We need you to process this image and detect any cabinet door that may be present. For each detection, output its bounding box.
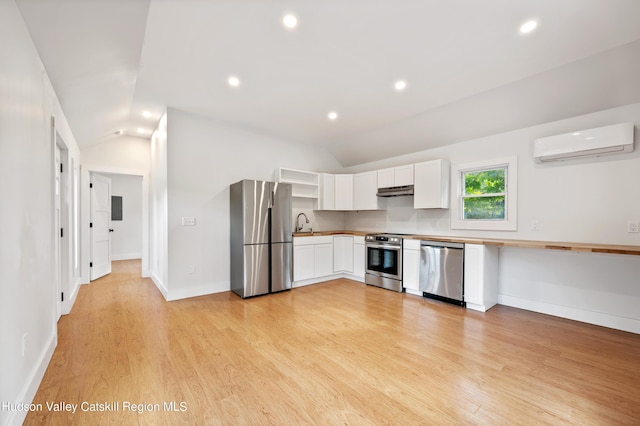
[319,173,335,210]
[463,244,499,312]
[353,171,379,210]
[293,245,315,281]
[394,165,414,186]
[334,236,354,273]
[314,243,334,278]
[343,238,354,273]
[334,175,354,210]
[402,249,421,291]
[353,243,365,279]
[377,168,395,188]
[414,159,450,209]
[333,236,345,272]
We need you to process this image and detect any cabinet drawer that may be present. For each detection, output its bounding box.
[294,235,333,246]
[403,239,421,250]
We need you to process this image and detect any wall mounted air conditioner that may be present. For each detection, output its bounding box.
[533,122,634,163]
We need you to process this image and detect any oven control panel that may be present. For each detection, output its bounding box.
[365,234,403,246]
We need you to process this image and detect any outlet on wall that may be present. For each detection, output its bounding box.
[628,221,639,233]
[531,220,540,231]
[182,217,196,226]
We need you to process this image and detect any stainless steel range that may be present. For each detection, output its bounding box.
[364,233,403,292]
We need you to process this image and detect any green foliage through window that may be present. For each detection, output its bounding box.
[462,168,506,220]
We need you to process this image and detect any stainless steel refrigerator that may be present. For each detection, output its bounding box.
[230,180,293,298]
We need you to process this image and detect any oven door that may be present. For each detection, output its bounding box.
[365,243,402,280]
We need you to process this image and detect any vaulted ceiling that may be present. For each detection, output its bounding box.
[16,0,640,166]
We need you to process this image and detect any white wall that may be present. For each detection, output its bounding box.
[150,113,169,295]
[292,198,345,233]
[0,1,81,424]
[80,136,151,281]
[499,247,640,333]
[342,102,640,332]
[343,102,640,245]
[155,108,343,300]
[105,173,143,260]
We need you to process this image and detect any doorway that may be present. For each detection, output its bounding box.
[82,166,150,284]
[54,127,77,318]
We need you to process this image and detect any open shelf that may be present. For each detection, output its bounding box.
[278,168,319,199]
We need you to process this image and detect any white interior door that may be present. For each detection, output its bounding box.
[91,173,112,280]
[55,145,62,320]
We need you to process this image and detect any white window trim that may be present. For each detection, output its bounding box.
[451,156,518,231]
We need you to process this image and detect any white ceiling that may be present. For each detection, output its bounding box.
[16,0,640,167]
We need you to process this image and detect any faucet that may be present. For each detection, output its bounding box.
[296,212,310,232]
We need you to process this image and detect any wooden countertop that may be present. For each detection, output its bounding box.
[293,230,370,237]
[293,231,640,256]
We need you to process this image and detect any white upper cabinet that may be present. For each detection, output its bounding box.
[334,174,354,210]
[353,171,381,210]
[377,168,395,188]
[414,159,450,209]
[318,173,335,210]
[377,165,414,188]
[394,164,414,186]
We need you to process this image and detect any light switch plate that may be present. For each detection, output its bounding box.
[182,217,196,226]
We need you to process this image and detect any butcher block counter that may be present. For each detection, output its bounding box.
[292,231,640,256]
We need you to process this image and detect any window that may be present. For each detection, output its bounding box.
[451,157,517,231]
[462,167,506,220]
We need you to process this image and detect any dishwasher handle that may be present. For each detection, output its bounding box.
[420,240,464,250]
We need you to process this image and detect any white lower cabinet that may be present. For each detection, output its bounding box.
[403,239,422,296]
[293,245,315,281]
[293,236,334,284]
[464,244,499,312]
[333,236,354,273]
[353,236,365,280]
[315,243,334,277]
[293,235,365,286]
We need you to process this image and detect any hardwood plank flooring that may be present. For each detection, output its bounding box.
[25,260,640,425]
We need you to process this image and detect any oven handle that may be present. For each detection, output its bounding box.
[365,244,401,250]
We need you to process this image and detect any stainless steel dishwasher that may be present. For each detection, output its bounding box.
[419,241,465,306]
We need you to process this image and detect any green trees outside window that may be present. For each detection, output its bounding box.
[462,168,506,220]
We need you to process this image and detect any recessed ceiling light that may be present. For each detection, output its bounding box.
[283,14,298,29]
[228,76,241,87]
[328,111,338,121]
[142,111,152,118]
[572,132,581,136]
[520,20,538,34]
[394,80,407,91]
[137,128,147,134]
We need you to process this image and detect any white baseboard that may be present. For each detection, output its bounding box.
[112,253,142,261]
[7,329,57,426]
[293,272,365,288]
[151,271,168,299]
[62,278,82,315]
[166,281,230,301]
[498,294,640,334]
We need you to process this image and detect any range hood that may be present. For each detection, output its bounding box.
[376,185,414,197]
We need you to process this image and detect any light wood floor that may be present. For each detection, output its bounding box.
[26,260,640,425]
